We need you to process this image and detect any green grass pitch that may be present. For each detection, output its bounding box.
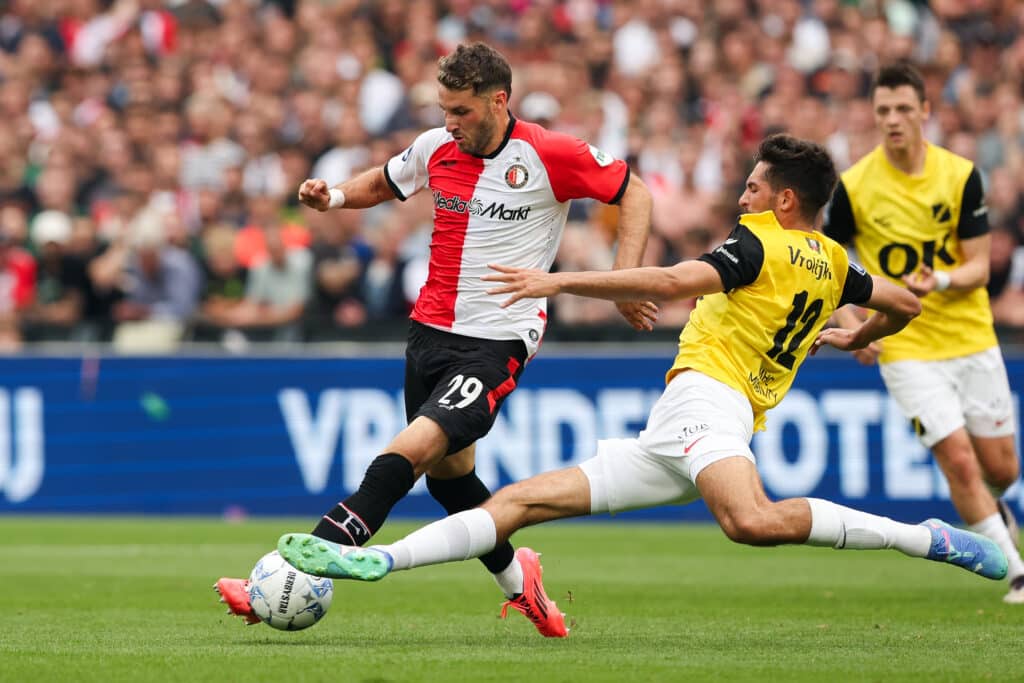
[1,516,1021,682]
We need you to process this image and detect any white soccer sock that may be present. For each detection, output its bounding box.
[805,498,931,556]
[371,508,497,571]
[492,557,524,598]
[970,512,1024,579]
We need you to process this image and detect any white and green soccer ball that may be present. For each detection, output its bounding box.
[247,551,333,631]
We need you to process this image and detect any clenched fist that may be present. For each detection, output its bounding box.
[298,178,331,211]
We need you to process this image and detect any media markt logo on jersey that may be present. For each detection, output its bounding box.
[432,190,531,221]
[504,163,529,189]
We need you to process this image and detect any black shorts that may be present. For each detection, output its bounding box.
[404,321,529,455]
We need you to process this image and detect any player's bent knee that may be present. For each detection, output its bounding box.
[717,509,770,546]
[933,440,982,486]
[489,482,519,502]
[487,482,532,513]
[482,484,535,529]
[386,417,451,469]
[941,450,983,487]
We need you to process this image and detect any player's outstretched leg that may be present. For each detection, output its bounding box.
[498,547,569,638]
[214,577,261,625]
[278,533,393,581]
[922,519,1008,580]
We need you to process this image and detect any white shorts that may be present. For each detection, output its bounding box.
[579,371,755,515]
[879,346,1015,448]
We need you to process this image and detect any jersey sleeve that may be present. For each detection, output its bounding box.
[533,131,630,204]
[697,224,765,291]
[383,128,448,201]
[823,180,856,245]
[838,261,873,306]
[957,167,990,239]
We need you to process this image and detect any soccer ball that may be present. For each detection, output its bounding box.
[246,550,333,631]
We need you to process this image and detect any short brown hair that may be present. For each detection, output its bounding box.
[755,134,838,222]
[872,61,926,103]
[437,43,512,97]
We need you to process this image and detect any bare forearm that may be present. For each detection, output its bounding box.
[612,177,651,271]
[947,259,989,290]
[832,304,865,329]
[557,266,694,302]
[851,310,912,346]
[947,234,991,291]
[335,167,395,209]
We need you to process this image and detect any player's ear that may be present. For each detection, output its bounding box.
[491,89,508,110]
[920,98,931,121]
[779,187,797,214]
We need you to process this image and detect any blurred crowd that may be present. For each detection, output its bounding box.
[1,0,1023,351]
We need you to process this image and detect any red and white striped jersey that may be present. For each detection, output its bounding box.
[384,116,629,356]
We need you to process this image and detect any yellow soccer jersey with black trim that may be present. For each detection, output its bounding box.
[667,211,874,431]
[825,143,995,363]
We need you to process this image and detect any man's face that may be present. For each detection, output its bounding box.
[738,161,777,214]
[872,85,929,154]
[438,84,502,155]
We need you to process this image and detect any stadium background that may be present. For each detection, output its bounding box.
[0,0,1022,521]
[0,354,1020,521]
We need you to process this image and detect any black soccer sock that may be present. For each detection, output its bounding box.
[426,470,516,574]
[312,453,416,546]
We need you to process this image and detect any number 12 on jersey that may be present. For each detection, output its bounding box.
[767,291,824,370]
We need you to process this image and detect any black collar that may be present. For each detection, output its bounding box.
[473,113,516,159]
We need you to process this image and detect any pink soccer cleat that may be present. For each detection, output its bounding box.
[499,548,569,638]
[214,577,261,625]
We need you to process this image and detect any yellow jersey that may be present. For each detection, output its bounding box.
[668,211,873,431]
[825,143,995,363]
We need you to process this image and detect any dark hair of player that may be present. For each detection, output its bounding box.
[437,43,513,98]
[871,61,926,103]
[755,134,839,223]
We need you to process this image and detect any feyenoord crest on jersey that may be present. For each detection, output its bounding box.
[505,163,529,189]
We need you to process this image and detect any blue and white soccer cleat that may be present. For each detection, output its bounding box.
[277,533,393,581]
[922,518,1008,580]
